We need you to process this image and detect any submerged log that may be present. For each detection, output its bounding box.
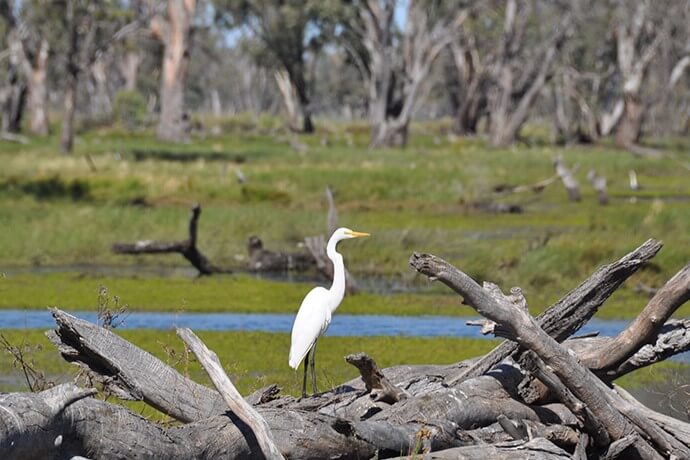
[112,203,230,275]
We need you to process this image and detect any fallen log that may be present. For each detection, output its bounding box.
[247,235,314,272]
[410,250,690,459]
[112,203,230,275]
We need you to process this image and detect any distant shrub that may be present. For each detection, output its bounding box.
[114,90,147,131]
[0,176,91,201]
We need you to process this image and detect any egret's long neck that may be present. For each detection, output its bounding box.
[326,237,346,311]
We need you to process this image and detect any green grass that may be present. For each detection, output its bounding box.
[0,328,498,397]
[0,121,688,319]
[1,271,688,320]
[0,328,682,400]
[0,119,688,411]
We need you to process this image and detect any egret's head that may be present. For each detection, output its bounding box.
[334,227,370,241]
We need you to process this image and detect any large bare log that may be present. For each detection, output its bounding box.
[448,238,662,384]
[409,252,665,458]
[0,383,259,460]
[112,203,230,275]
[47,308,224,422]
[177,327,284,460]
[388,437,571,460]
[44,308,431,458]
[579,263,690,373]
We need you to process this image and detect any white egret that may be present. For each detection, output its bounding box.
[288,227,369,397]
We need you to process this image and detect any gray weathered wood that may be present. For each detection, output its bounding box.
[409,251,660,458]
[177,327,284,460]
[388,437,571,460]
[447,238,662,384]
[579,262,690,372]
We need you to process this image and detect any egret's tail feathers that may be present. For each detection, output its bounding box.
[288,344,310,370]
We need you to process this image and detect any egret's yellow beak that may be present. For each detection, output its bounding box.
[348,230,370,238]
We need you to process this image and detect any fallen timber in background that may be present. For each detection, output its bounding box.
[2,240,690,459]
[112,203,231,275]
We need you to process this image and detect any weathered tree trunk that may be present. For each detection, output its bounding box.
[612,3,665,149]
[450,40,484,135]
[154,0,195,142]
[26,39,50,136]
[60,72,78,154]
[615,93,644,147]
[9,32,50,136]
[363,0,465,148]
[119,49,143,91]
[60,0,80,154]
[91,56,113,117]
[487,1,571,147]
[0,66,26,134]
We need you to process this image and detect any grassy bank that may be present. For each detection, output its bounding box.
[1,271,687,320]
[1,123,688,320]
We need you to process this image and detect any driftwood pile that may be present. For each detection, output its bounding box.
[2,239,690,459]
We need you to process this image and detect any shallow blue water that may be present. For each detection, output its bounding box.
[0,309,687,362]
[0,308,659,337]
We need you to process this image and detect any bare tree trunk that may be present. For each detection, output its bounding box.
[26,39,50,135]
[450,40,484,135]
[155,0,195,142]
[615,93,644,147]
[364,0,465,148]
[119,50,142,91]
[487,1,571,147]
[612,3,665,149]
[0,66,26,134]
[91,56,113,117]
[60,72,78,154]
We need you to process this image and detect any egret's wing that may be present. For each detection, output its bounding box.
[288,287,331,369]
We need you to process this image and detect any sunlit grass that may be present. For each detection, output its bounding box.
[0,328,682,404]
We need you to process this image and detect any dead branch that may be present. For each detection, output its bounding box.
[177,328,284,460]
[247,236,314,272]
[112,203,230,275]
[345,352,409,403]
[579,263,690,373]
[409,251,666,458]
[447,238,662,384]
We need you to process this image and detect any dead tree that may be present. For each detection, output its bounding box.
[151,0,195,142]
[358,0,467,147]
[486,1,572,147]
[112,203,230,275]
[2,240,690,459]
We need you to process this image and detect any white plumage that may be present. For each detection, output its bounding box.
[288,287,331,369]
[288,227,369,397]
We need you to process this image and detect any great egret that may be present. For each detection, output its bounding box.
[288,227,369,397]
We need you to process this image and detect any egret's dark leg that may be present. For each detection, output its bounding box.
[302,351,309,399]
[310,341,318,395]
